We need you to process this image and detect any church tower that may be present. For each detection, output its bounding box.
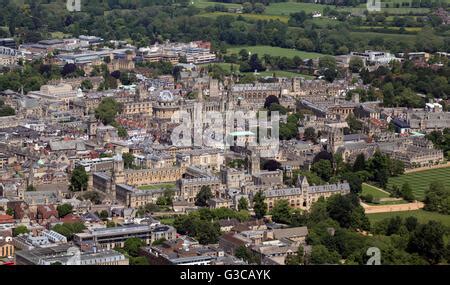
[328,127,344,153]
[247,151,260,176]
[110,154,125,201]
[137,84,148,101]
[292,77,301,94]
[87,115,98,140]
[209,79,220,97]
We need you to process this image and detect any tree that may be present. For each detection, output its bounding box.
[95,97,121,125]
[13,225,29,237]
[248,54,265,72]
[319,56,337,70]
[130,256,149,265]
[69,165,89,192]
[264,95,280,109]
[310,245,340,265]
[349,56,364,73]
[117,125,128,138]
[6,208,14,216]
[311,160,333,182]
[353,154,366,172]
[61,63,77,77]
[401,182,415,202]
[124,238,145,257]
[271,200,292,224]
[26,185,37,192]
[99,210,109,220]
[326,194,370,230]
[238,197,249,211]
[52,222,86,240]
[195,186,213,207]
[253,191,267,219]
[303,127,317,142]
[285,245,304,265]
[196,222,220,245]
[367,151,389,188]
[262,159,281,171]
[80,80,93,91]
[424,181,450,214]
[389,159,405,177]
[235,245,259,264]
[408,221,446,264]
[57,204,73,218]
[122,153,134,169]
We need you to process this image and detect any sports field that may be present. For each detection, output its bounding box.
[227,45,325,59]
[367,210,450,227]
[387,167,450,201]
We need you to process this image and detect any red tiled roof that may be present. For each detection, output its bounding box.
[0,215,14,224]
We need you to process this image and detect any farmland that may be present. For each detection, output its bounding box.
[386,167,450,201]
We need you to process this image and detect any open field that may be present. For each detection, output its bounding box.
[367,210,450,227]
[252,70,315,79]
[263,2,334,15]
[137,183,176,191]
[202,62,315,79]
[227,45,325,59]
[192,0,241,9]
[387,167,450,201]
[355,26,423,32]
[362,183,391,199]
[199,11,289,23]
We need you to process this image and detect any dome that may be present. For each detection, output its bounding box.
[158,90,175,102]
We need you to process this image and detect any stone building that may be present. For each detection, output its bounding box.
[259,176,350,211]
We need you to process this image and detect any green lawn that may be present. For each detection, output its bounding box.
[263,2,334,15]
[202,62,315,79]
[199,11,289,23]
[252,70,315,79]
[355,26,422,33]
[387,167,450,201]
[138,183,176,191]
[367,210,450,227]
[191,0,242,9]
[362,183,391,199]
[159,218,175,226]
[227,45,325,59]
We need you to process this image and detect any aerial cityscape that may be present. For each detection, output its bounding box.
[0,0,449,268]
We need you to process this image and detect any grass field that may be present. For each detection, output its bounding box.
[138,183,176,191]
[263,2,334,15]
[227,45,325,59]
[355,26,422,32]
[252,70,315,79]
[362,183,391,199]
[192,0,241,9]
[367,210,450,227]
[387,167,450,201]
[199,11,289,23]
[202,62,315,79]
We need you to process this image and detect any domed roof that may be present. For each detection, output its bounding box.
[158,90,175,102]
